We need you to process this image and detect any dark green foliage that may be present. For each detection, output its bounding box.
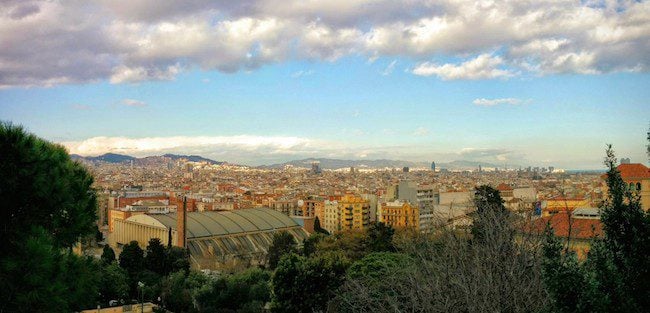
[266,231,297,269]
[0,124,100,312]
[98,263,129,305]
[347,252,412,280]
[160,270,208,313]
[145,238,167,275]
[302,232,325,257]
[0,228,101,312]
[120,240,144,296]
[166,246,190,274]
[0,122,98,252]
[102,245,116,264]
[472,185,511,243]
[60,253,101,311]
[271,252,350,313]
[120,241,144,275]
[596,145,650,311]
[313,216,329,235]
[365,222,395,252]
[542,226,597,313]
[542,145,650,312]
[194,268,271,312]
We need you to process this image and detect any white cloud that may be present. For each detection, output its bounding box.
[121,99,147,107]
[412,127,430,136]
[62,135,311,156]
[291,70,314,78]
[473,98,529,106]
[1,0,650,87]
[412,54,516,80]
[381,60,397,76]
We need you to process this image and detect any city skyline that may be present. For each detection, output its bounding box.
[1,1,649,169]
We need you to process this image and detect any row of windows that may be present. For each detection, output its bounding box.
[628,182,642,191]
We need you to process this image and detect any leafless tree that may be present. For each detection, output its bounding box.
[330,205,549,313]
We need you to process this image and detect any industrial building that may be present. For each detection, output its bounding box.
[112,208,309,270]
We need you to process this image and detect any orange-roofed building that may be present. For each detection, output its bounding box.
[605,163,650,211]
[525,212,603,258]
[496,183,514,198]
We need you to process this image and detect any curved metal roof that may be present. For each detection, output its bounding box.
[126,207,302,239]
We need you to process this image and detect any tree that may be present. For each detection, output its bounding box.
[166,246,190,274]
[120,241,144,296]
[302,233,325,257]
[0,123,99,312]
[346,252,412,281]
[145,238,167,275]
[160,270,208,313]
[101,245,116,264]
[0,122,97,251]
[365,222,395,252]
[98,263,129,306]
[271,252,350,313]
[266,231,297,269]
[313,217,329,235]
[472,185,511,244]
[542,145,650,312]
[595,145,650,310]
[194,268,271,312]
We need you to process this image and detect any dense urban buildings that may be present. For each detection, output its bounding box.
[80,154,620,267]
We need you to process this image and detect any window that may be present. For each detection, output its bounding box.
[637,182,642,191]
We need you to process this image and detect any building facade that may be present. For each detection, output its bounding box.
[379,200,419,230]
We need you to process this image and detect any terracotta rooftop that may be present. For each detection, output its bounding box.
[525,213,603,239]
[497,183,513,191]
[617,163,650,179]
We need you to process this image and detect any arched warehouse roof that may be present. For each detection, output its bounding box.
[125,207,301,239]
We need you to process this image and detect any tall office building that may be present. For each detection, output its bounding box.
[311,161,322,175]
[431,161,436,172]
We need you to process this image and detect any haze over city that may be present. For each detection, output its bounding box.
[1,0,649,169]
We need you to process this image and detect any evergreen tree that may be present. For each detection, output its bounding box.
[144,238,167,275]
[98,263,129,305]
[101,245,116,264]
[471,185,511,243]
[302,233,325,257]
[266,231,297,269]
[119,241,144,296]
[0,122,97,251]
[595,145,650,311]
[271,252,349,313]
[313,216,329,235]
[166,246,190,274]
[365,222,395,252]
[0,123,99,312]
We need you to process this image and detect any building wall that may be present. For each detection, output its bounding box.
[338,194,370,231]
[322,200,340,233]
[379,201,419,230]
[542,198,590,216]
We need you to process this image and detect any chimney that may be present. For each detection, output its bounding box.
[176,196,187,247]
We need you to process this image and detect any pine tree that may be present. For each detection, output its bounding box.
[101,245,116,264]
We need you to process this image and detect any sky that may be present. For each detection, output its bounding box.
[0,0,649,169]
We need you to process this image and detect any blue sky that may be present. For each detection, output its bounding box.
[1,1,649,168]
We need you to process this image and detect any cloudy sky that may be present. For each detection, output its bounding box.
[1,0,649,168]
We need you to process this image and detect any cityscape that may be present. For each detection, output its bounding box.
[1,1,650,313]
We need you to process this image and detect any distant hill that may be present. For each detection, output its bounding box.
[161,154,225,165]
[70,153,226,165]
[71,153,136,163]
[261,158,510,170]
[262,158,430,170]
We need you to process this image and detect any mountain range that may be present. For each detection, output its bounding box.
[70,153,226,165]
[70,153,511,170]
[261,158,506,170]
